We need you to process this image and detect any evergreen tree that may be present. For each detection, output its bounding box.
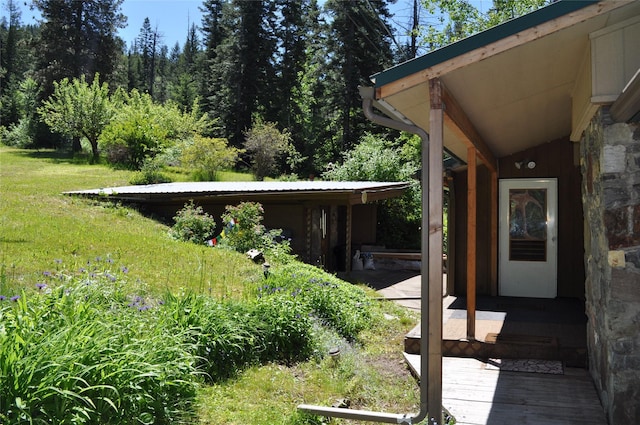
[1,0,23,125]
[1,2,41,128]
[272,0,310,169]
[323,0,396,161]
[297,0,333,174]
[199,0,226,114]
[203,0,277,148]
[33,0,126,95]
[136,17,162,97]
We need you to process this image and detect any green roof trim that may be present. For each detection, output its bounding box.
[372,0,599,87]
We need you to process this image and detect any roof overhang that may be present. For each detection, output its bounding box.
[64,181,412,206]
[370,0,640,162]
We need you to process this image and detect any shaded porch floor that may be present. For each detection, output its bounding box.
[342,269,588,366]
[341,270,605,425]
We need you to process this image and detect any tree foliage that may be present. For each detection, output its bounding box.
[323,133,422,249]
[243,118,296,181]
[5,0,552,180]
[419,0,551,48]
[180,135,242,181]
[33,0,126,94]
[99,90,211,169]
[38,74,113,160]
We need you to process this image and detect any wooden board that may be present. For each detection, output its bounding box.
[404,355,606,425]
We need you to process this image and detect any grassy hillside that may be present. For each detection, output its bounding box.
[0,147,258,297]
[0,147,425,424]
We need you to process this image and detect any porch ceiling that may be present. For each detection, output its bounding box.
[373,1,640,162]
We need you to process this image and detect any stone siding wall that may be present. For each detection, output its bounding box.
[581,107,640,424]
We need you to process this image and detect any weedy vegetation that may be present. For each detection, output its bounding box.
[0,147,438,424]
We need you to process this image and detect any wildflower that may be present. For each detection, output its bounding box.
[0,295,6,301]
[10,295,20,302]
[54,259,62,264]
[121,266,129,273]
[79,267,87,273]
[106,258,114,264]
[36,283,47,291]
[43,271,51,277]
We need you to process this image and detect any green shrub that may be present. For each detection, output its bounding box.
[322,132,422,249]
[161,292,259,382]
[258,262,373,340]
[129,157,173,185]
[100,91,212,170]
[253,295,315,364]
[220,202,291,259]
[169,201,217,244]
[179,134,242,181]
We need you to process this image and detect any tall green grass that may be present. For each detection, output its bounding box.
[0,147,430,424]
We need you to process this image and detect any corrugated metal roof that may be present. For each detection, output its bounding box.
[65,181,411,196]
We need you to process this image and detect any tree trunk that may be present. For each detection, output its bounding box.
[72,136,82,153]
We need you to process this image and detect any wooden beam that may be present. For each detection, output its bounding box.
[466,147,477,341]
[441,84,497,172]
[346,204,352,273]
[428,78,445,425]
[378,1,629,99]
[490,169,498,296]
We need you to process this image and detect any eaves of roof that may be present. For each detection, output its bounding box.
[371,0,598,88]
[63,181,413,205]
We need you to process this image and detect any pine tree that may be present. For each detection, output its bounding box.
[203,0,277,147]
[323,0,396,160]
[1,0,25,125]
[136,17,162,97]
[33,0,126,95]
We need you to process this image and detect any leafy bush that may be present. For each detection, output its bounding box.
[259,262,373,340]
[179,134,242,181]
[220,202,291,259]
[243,117,297,180]
[323,132,422,249]
[100,91,212,170]
[169,201,217,244]
[129,157,173,185]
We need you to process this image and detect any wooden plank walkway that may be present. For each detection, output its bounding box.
[405,355,606,425]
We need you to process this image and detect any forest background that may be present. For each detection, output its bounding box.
[1,0,549,248]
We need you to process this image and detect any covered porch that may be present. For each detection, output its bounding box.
[343,269,601,425]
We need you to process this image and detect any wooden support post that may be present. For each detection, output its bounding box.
[428,78,444,424]
[490,169,498,296]
[346,204,352,274]
[467,147,477,340]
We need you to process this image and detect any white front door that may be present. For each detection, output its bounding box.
[499,179,557,298]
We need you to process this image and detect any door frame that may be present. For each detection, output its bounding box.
[498,178,558,298]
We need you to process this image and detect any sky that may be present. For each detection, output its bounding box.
[13,0,492,51]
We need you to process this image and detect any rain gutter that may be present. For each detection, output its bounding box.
[297,86,442,424]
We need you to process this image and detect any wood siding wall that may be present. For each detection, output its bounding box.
[453,137,585,298]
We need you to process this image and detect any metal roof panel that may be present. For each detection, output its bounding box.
[64,181,412,196]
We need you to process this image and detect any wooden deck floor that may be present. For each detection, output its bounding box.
[405,355,606,425]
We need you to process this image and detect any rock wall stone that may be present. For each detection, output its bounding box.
[581,107,640,424]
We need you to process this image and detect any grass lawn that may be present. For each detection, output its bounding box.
[0,146,424,424]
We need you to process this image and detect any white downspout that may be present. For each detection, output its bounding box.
[297,86,442,425]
